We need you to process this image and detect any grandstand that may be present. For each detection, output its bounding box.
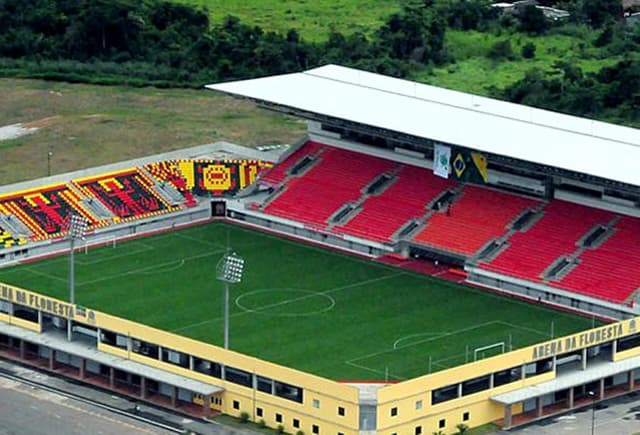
[209,64,640,320]
[1,65,640,434]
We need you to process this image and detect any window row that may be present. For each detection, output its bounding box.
[100,329,304,403]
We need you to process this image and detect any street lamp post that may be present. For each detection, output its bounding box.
[47,151,53,176]
[588,390,596,435]
[216,252,245,350]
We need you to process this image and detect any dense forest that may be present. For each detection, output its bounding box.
[1,0,639,125]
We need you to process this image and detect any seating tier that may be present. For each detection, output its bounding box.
[75,169,179,222]
[335,165,453,242]
[0,185,100,240]
[413,185,538,255]
[263,146,396,227]
[260,141,325,186]
[550,217,640,303]
[481,201,614,281]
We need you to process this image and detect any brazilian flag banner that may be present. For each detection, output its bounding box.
[451,149,488,184]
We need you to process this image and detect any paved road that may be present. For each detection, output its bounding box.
[0,359,256,435]
[0,375,173,435]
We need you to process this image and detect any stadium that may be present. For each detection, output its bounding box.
[0,64,640,435]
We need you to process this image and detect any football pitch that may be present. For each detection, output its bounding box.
[0,222,598,380]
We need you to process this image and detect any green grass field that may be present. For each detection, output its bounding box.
[0,222,597,380]
[175,0,400,41]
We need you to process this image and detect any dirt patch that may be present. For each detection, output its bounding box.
[22,115,61,129]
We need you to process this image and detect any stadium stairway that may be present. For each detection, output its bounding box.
[548,215,640,304]
[412,185,540,256]
[262,145,397,229]
[480,200,615,283]
[334,165,454,243]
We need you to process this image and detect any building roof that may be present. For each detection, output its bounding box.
[207,64,640,187]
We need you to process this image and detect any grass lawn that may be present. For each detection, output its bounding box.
[423,28,621,95]
[0,222,598,380]
[174,0,400,41]
[0,79,305,185]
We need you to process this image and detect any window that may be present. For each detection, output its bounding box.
[338,406,345,416]
[494,366,522,387]
[463,411,469,422]
[256,407,263,417]
[462,375,490,396]
[312,424,319,434]
[432,384,458,404]
[225,366,252,387]
[415,426,422,435]
[257,376,272,393]
[193,357,222,378]
[390,407,398,417]
[232,400,239,410]
[274,381,303,403]
[313,399,320,408]
[415,400,423,410]
[275,413,283,423]
[439,419,446,429]
[293,418,300,428]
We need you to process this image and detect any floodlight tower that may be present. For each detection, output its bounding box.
[68,214,87,305]
[216,252,245,350]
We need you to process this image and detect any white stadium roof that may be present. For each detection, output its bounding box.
[207,64,640,187]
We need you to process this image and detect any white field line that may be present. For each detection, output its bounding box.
[174,232,227,250]
[348,320,502,365]
[77,249,227,287]
[23,267,68,284]
[344,360,404,381]
[172,272,407,333]
[496,320,553,339]
[76,242,154,266]
[393,332,447,350]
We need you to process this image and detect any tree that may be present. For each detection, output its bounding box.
[582,0,622,27]
[521,42,536,58]
[518,5,549,34]
[488,39,514,60]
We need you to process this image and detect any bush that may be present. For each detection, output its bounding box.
[277,425,285,434]
[521,42,536,59]
[296,431,305,435]
[258,419,267,428]
[488,39,514,60]
[456,423,469,434]
[239,411,250,423]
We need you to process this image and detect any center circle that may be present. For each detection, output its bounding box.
[235,288,335,317]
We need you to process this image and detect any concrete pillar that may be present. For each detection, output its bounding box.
[79,358,86,379]
[612,339,617,360]
[504,404,513,429]
[48,349,55,370]
[628,370,635,390]
[221,364,226,380]
[599,378,605,400]
[140,377,147,398]
[189,355,194,371]
[521,364,526,379]
[109,367,115,389]
[536,397,543,417]
[19,340,25,359]
[171,386,178,407]
[37,310,42,327]
[568,387,574,408]
[582,348,588,370]
[457,383,463,399]
[489,373,494,389]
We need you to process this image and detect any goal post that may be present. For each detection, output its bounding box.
[83,236,117,254]
[473,342,505,361]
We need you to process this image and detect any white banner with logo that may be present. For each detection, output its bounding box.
[433,144,451,179]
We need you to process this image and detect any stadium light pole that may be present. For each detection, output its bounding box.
[216,252,244,350]
[68,214,87,305]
